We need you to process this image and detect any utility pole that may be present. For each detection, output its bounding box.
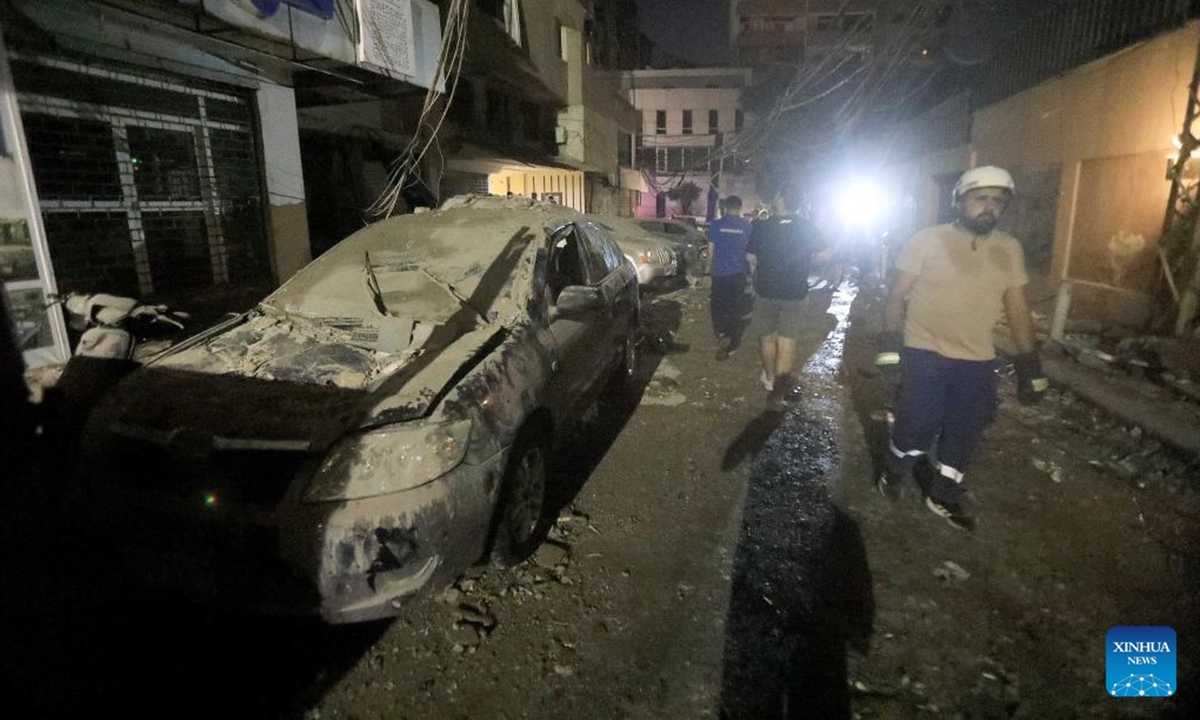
[1159,35,1200,336]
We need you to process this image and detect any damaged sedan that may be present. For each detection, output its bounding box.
[78,196,639,623]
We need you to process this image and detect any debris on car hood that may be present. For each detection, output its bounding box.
[94,198,581,444]
[155,312,414,389]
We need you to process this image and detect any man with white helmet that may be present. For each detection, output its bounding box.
[874,166,1048,530]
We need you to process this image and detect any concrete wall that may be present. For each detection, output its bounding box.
[971,22,1199,326]
[888,23,1200,327]
[556,19,638,178]
[257,84,312,285]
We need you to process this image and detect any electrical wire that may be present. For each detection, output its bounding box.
[367,0,472,218]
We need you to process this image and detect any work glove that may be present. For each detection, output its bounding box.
[1013,352,1050,405]
[874,331,903,377]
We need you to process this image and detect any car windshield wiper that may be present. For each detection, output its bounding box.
[363,251,388,316]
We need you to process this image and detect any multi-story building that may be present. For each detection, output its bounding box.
[2,0,646,369]
[1,0,442,368]
[731,1,946,72]
[622,67,759,219]
[731,0,807,71]
[440,0,644,215]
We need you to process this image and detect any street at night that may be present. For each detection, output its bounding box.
[4,1,1200,718]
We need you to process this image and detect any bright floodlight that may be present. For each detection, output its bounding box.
[836,181,882,228]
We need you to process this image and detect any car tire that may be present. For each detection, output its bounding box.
[608,320,638,391]
[490,425,551,567]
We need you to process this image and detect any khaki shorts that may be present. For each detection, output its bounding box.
[751,295,806,339]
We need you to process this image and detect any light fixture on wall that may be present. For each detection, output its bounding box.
[1166,134,1200,180]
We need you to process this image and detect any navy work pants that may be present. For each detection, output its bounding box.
[711,272,746,340]
[886,347,997,504]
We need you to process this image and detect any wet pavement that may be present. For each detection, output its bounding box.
[720,283,874,718]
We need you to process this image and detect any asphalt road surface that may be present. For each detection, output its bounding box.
[5,281,1198,718]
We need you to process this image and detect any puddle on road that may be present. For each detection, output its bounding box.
[719,282,871,719]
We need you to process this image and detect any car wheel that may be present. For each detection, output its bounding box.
[610,321,638,388]
[491,426,550,566]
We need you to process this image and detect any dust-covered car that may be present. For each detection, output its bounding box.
[77,196,639,623]
[635,218,711,277]
[588,214,679,286]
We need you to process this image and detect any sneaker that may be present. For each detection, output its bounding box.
[716,335,733,361]
[924,496,976,531]
[760,370,774,392]
[875,470,905,502]
[774,374,799,401]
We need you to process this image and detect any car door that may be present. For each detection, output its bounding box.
[580,221,636,367]
[543,224,611,421]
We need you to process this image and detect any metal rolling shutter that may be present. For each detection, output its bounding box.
[10,53,270,299]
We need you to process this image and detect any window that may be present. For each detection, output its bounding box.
[450,79,476,124]
[844,11,874,31]
[816,11,875,32]
[547,228,587,302]
[582,222,624,275]
[486,90,506,129]
[655,147,668,172]
[480,0,523,46]
[735,109,744,132]
[708,109,719,134]
[682,110,692,135]
[618,130,632,167]
[655,110,666,135]
[521,101,541,141]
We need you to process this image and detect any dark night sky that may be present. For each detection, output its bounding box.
[636,0,732,67]
[634,0,1059,69]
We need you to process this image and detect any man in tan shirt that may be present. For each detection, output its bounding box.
[874,166,1048,530]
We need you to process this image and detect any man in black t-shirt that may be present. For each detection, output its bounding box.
[747,183,831,409]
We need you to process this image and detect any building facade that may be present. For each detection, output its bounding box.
[731,1,946,71]
[1,0,442,368]
[440,0,643,215]
[622,67,758,219]
[880,11,1200,330]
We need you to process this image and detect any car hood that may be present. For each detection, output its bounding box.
[95,313,507,451]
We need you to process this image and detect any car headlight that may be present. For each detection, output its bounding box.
[303,419,472,502]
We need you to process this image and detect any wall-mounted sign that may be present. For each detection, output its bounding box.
[249,0,335,20]
[357,0,416,77]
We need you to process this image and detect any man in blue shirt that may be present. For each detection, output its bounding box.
[706,195,753,360]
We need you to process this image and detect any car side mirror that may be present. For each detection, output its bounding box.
[553,285,603,319]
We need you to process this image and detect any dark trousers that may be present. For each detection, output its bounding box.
[886,347,997,503]
[711,272,746,340]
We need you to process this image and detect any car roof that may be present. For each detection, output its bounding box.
[588,214,675,246]
[266,196,581,323]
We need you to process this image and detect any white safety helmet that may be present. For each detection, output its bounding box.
[952,166,1015,204]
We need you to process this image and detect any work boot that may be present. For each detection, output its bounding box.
[715,334,733,361]
[875,468,907,502]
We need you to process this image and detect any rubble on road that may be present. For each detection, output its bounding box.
[932,561,971,582]
[641,358,687,406]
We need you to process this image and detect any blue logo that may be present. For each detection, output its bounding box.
[1107,626,1176,697]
